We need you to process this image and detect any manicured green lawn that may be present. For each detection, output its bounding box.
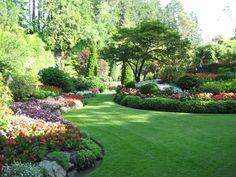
[63,93,236,177]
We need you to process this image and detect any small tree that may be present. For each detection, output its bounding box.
[121,62,134,84]
[110,62,119,81]
[87,43,98,77]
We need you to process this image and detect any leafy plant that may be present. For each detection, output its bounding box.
[76,149,96,170]
[1,163,44,177]
[33,89,60,99]
[125,81,136,89]
[159,66,185,83]
[80,139,103,159]
[9,72,39,101]
[194,79,236,94]
[177,75,201,90]
[0,74,12,106]
[47,151,70,170]
[115,94,236,113]
[215,72,236,81]
[0,112,12,131]
[139,83,159,95]
[39,67,73,92]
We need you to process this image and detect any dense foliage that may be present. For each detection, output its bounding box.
[9,73,39,101]
[114,94,236,113]
[104,21,190,82]
[139,83,159,95]
[177,75,201,90]
[39,67,73,92]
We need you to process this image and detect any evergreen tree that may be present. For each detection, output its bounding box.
[121,62,134,84]
[87,43,98,77]
[110,62,119,81]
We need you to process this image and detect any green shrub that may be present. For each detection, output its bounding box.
[33,89,60,99]
[177,75,201,90]
[74,77,105,92]
[159,66,185,83]
[121,62,134,84]
[125,81,136,89]
[0,112,12,130]
[9,73,39,101]
[217,67,231,74]
[80,130,90,139]
[1,163,44,177]
[0,74,12,106]
[39,67,73,92]
[87,77,106,93]
[76,149,96,170]
[114,94,236,113]
[216,72,236,80]
[139,83,159,95]
[80,139,103,159]
[73,77,90,91]
[194,79,236,94]
[47,151,70,170]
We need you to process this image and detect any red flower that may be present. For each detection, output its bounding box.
[59,136,65,141]
[6,138,16,146]
[40,138,46,145]
[26,138,32,143]
[0,164,5,172]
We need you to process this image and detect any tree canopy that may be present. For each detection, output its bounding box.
[103,21,191,82]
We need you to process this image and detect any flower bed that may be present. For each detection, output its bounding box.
[114,94,236,113]
[0,115,103,174]
[0,93,103,175]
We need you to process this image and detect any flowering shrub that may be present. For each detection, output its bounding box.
[10,100,67,123]
[211,92,236,100]
[0,115,81,166]
[190,73,217,78]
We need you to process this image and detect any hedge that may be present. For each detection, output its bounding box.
[114,94,236,113]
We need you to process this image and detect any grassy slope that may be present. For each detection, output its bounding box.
[63,93,236,177]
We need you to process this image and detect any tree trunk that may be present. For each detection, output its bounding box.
[38,0,42,32]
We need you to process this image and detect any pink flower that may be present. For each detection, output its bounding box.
[6,138,16,146]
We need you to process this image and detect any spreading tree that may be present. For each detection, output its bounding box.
[104,21,190,82]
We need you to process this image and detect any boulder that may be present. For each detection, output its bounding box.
[39,160,66,177]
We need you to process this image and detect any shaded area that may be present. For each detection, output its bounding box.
[63,93,236,177]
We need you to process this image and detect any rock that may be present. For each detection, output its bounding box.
[39,160,66,177]
[70,151,77,165]
[67,170,78,177]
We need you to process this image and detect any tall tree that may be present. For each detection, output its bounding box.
[161,0,202,45]
[42,0,82,69]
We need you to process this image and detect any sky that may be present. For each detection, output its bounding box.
[161,0,236,42]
